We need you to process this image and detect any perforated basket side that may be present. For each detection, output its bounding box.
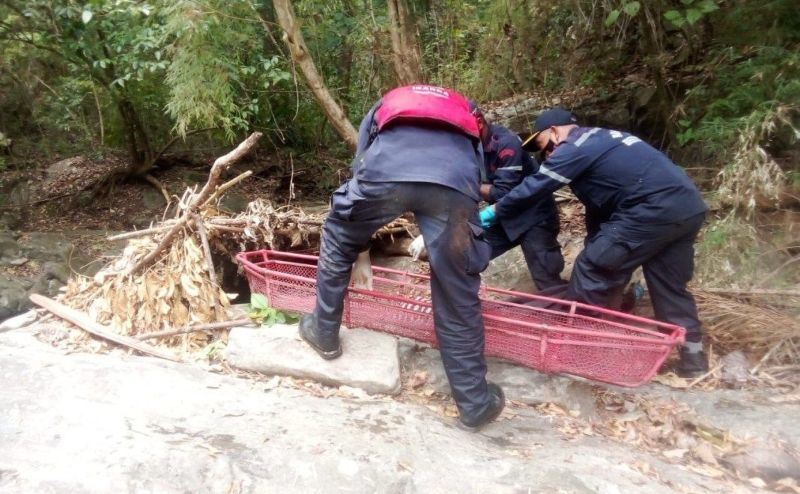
[236,250,684,387]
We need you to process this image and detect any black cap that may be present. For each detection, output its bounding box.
[521,108,577,150]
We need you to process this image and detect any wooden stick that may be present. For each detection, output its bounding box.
[207,225,244,233]
[29,294,180,362]
[194,213,217,308]
[201,170,253,209]
[107,224,172,241]
[701,287,800,297]
[134,318,254,341]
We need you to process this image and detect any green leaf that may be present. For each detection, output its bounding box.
[697,0,719,14]
[680,0,694,5]
[604,9,620,27]
[81,10,93,24]
[664,10,686,27]
[250,293,269,310]
[623,2,640,17]
[685,8,703,24]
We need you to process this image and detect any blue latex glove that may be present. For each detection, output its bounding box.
[478,205,496,228]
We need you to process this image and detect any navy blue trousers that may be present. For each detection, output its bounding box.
[314,180,493,420]
[484,223,565,291]
[567,212,706,342]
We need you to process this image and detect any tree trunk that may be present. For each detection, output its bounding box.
[116,98,154,174]
[387,0,423,85]
[273,0,358,150]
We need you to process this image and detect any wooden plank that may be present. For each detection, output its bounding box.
[29,294,180,362]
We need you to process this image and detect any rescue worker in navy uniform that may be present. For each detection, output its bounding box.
[472,104,565,291]
[299,85,505,431]
[479,108,709,378]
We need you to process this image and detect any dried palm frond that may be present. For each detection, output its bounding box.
[695,288,800,379]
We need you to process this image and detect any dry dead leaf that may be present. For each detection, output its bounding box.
[407,371,428,389]
[663,448,688,459]
[692,442,720,466]
[687,464,725,478]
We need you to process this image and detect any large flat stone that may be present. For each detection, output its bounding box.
[409,347,599,418]
[0,328,745,494]
[226,324,401,395]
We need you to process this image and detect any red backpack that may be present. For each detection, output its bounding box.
[374,85,479,139]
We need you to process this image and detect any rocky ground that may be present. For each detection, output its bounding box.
[2,316,799,494]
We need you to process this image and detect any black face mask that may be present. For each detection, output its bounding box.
[538,139,557,162]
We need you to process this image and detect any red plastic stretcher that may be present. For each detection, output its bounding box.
[236,250,685,387]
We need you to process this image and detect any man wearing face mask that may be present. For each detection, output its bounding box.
[478,108,709,378]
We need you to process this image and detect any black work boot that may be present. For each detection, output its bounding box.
[458,383,505,432]
[678,348,708,378]
[298,314,342,360]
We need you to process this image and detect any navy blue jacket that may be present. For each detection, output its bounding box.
[495,127,707,231]
[483,125,559,240]
[351,102,483,201]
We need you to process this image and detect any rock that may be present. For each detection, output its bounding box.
[722,441,800,482]
[45,156,86,178]
[226,324,401,395]
[0,327,741,494]
[721,351,751,387]
[0,180,29,230]
[483,247,537,294]
[0,276,29,320]
[0,310,37,332]
[408,347,599,418]
[219,191,250,214]
[139,186,167,211]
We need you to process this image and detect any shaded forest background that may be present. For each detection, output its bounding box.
[0,0,798,288]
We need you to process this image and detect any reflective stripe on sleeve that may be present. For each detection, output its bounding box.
[539,164,571,184]
[574,127,600,147]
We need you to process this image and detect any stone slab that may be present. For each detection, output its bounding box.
[226,324,401,395]
[0,327,751,494]
[408,347,599,418]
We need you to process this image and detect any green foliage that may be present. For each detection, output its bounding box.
[248,293,299,327]
[678,46,800,151]
[664,0,718,28]
[161,0,292,139]
[201,339,227,361]
[605,1,640,27]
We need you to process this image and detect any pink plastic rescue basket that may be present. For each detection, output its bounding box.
[236,250,685,387]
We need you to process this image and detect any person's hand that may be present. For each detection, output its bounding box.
[478,205,496,229]
[351,250,373,290]
[408,235,426,261]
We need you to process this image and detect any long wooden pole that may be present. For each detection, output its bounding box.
[29,294,180,362]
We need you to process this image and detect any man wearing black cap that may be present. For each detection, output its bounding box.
[473,104,565,291]
[479,108,709,378]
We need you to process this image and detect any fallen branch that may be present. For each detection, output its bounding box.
[124,132,262,277]
[201,170,253,209]
[107,224,172,241]
[134,318,254,341]
[29,294,180,362]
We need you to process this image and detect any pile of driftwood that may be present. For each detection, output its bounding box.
[29,133,413,360]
